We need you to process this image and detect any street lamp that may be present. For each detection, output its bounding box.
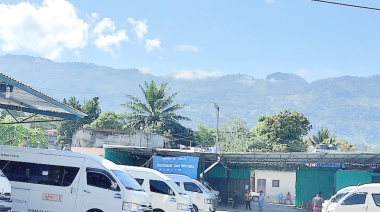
[214,103,219,153]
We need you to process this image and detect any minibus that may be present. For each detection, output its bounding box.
[119,165,193,212]
[327,183,380,212]
[0,169,11,211]
[322,185,357,212]
[0,145,152,212]
[166,174,217,212]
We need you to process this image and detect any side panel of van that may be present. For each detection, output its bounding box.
[0,150,37,211]
[81,158,124,212]
[130,170,178,211]
[27,154,84,212]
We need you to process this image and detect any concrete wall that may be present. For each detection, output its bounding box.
[72,128,171,148]
[254,170,296,204]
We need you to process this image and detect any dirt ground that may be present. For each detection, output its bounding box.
[216,202,309,212]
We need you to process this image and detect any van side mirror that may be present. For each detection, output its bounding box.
[168,189,175,196]
[111,181,118,191]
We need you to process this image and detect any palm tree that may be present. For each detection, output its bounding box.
[311,127,330,146]
[121,81,190,136]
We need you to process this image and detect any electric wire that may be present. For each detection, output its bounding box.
[311,0,380,11]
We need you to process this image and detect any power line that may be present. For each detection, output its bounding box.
[311,0,380,11]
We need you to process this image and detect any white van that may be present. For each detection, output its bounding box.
[0,145,152,212]
[327,183,380,212]
[0,169,11,212]
[166,174,217,212]
[118,165,193,212]
[202,181,221,203]
[322,186,357,212]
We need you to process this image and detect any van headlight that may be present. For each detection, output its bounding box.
[204,198,213,204]
[177,203,191,211]
[123,202,141,212]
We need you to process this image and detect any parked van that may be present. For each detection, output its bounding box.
[327,183,380,212]
[0,145,152,212]
[167,174,217,212]
[322,185,357,212]
[202,181,221,203]
[119,165,193,212]
[0,169,11,212]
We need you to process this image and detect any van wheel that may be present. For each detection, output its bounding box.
[192,204,198,212]
[153,209,164,212]
[87,210,103,212]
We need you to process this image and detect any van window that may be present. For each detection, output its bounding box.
[372,194,380,206]
[175,182,180,186]
[184,182,203,193]
[112,170,143,191]
[87,170,118,191]
[135,178,144,185]
[344,193,366,205]
[34,164,79,186]
[150,180,174,195]
[0,160,79,186]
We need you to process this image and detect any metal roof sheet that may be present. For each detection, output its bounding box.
[0,72,86,120]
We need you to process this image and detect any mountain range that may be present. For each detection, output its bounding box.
[1,54,380,150]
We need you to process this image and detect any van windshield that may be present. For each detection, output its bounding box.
[331,193,348,203]
[112,170,144,191]
[166,180,185,195]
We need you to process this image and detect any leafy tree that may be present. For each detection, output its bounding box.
[0,115,48,148]
[194,124,215,147]
[57,96,100,147]
[310,127,331,146]
[336,140,357,151]
[252,110,311,152]
[121,81,191,145]
[85,111,123,130]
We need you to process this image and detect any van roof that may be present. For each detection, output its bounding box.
[349,183,380,193]
[118,165,172,181]
[0,145,123,171]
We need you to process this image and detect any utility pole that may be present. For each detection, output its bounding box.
[214,103,219,152]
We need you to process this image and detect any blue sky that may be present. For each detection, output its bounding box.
[0,0,380,82]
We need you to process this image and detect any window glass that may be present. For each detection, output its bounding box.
[272,180,280,187]
[135,178,144,185]
[87,171,115,190]
[332,193,348,203]
[372,194,380,206]
[344,193,366,205]
[0,160,34,183]
[0,160,79,186]
[112,170,142,191]
[175,182,180,186]
[150,180,173,195]
[184,182,203,193]
[34,164,79,186]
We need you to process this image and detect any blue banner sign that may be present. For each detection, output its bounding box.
[152,156,199,179]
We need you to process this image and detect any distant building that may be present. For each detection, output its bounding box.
[72,128,173,148]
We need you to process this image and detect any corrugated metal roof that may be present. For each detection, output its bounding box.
[0,72,86,120]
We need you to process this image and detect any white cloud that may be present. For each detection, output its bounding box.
[128,18,148,40]
[146,38,161,52]
[139,67,150,74]
[240,76,255,86]
[0,0,88,60]
[168,70,221,80]
[175,45,199,52]
[93,18,128,55]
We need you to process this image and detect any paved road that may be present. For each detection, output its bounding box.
[216,202,309,212]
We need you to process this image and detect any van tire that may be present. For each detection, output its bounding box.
[87,209,103,212]
[153,209,164,212]
[192,204,198,212]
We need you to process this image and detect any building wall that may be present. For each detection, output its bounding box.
[254,170,296,204]
[72,128,170,148]
[335,170,380,191]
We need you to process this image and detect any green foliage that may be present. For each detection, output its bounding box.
[121,81,191,145]
[85,111,123,130]
[336,140,357,151]
[252,110,310,152]
[57,96,101,145]
[194,124,215,147]
[0,115,48,148]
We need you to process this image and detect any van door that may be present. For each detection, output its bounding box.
[28,154,83,212]
[149,179,177,211]
[183,182,204,211]
[82,168,124,212]
[339,193,368,212]
[367,193,380,212]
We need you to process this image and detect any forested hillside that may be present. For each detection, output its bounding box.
[1,55,379,150]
